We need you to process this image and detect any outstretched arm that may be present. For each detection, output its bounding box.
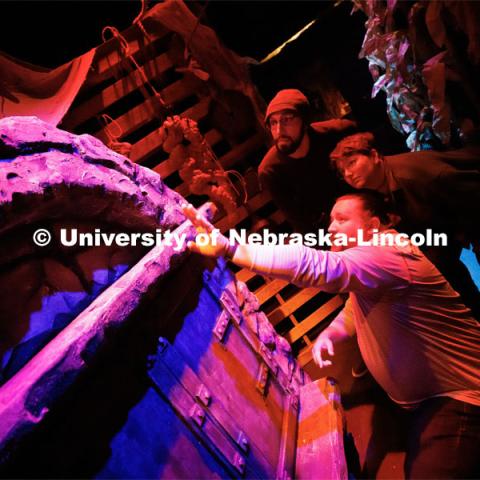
[182,205,409,293]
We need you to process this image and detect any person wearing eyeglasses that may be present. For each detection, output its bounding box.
[258,89,356,234]
[330,131,480,320]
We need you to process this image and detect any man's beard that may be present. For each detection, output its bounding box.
[275,133,303,155]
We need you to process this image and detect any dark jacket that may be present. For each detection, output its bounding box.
[258,119,356,234]
[385,144,480,239]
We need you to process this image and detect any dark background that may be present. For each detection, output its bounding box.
[0,0,405,151]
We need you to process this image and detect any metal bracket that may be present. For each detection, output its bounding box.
[237,430,249,453]
[220,289,243,325]
[195,384,211,407]
[256,362,270,396]
[213,310,230,342]
[259,342,279,377]
[190,404,206,428]
[233,452,246,475]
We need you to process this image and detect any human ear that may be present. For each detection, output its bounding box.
[370,149,382,164]
[367,216,381,233]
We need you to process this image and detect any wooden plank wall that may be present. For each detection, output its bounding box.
[60,13,344,367]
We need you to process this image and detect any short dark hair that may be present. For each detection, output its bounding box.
[329,132,376,171]
[335,190,393,226]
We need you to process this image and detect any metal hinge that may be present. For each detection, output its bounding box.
[213,310,230,342]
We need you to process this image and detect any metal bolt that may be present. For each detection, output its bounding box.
[234,453,246,474]
[157,337,168,352]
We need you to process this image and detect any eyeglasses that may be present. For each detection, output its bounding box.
[268,113,298,130]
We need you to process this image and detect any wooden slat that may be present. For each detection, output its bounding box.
[96,94,211,145]
[274,293,311,346]
[92,26,170,81]
[171,131,262,198]
[173,130,265,205]
[270,209,286,225]
[286,295,344,343]
[95,96,159,144]
[67,53,174,129]
[235,268,257,283]
[220,131,265,170]
[298,345,314,368]
[267,287,321,327]
[215,190,271,231]
[132,109,220,165]
[255,279,288,305]
[179,96,211,122]
[167,130,264,188]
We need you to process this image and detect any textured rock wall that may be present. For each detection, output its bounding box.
[0,116,185,383]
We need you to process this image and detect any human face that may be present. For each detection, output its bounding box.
[328,197,375,251]
[336,152,382,189]
[268,110,305,155]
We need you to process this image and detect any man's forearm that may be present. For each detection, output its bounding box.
[322,317,355,342]
[231,244,302,280]
[230,243,348,292]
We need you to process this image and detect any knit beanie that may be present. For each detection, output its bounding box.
[265,89,310,123]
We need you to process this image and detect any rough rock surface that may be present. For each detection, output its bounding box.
[0,116,186,384]
[0,116,185,237]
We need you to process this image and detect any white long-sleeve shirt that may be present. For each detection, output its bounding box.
[233,239,480,407]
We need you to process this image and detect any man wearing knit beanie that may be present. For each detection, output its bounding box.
[264,89,310,156]
[258,88,356,234]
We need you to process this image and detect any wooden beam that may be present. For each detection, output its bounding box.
[0,204,215,462]
[66,52,174,129]
[235,268,257,283]
[286,295,344,344]
[95,95,211,145]
[91,25,170,82]
[220,131,265,170]
[255,279,288,304]
[298,345,314,369]
[171,131,262,199]
[273,293,311,346]
[267,287,321,326]
[296,379,347,480]
[215,190,271,231]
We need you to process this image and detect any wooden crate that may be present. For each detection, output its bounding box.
[0,253,347,479]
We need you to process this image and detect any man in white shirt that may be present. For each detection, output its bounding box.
[183,191,480,479]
